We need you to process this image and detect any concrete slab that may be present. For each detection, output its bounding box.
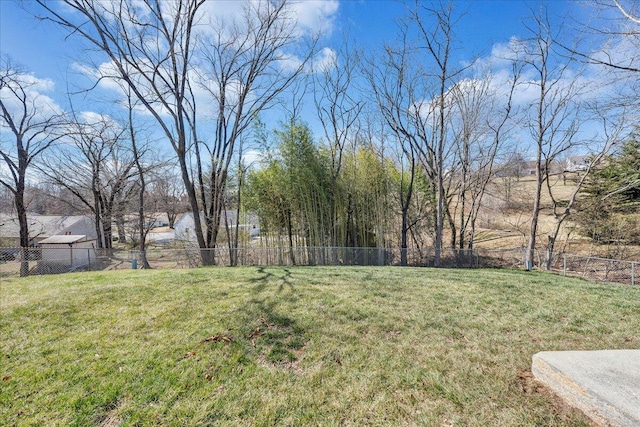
[532,350,640,427]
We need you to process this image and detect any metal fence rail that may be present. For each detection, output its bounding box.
[1,245,637,286]
[559,254,637,286]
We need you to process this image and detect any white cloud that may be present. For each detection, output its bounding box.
[272,45,338,75]
[0,71,65,186]
[189,65,251,121]
[197,0,245,29]
[289,0,339,37]
[242,149,262,167]
[277,52,305,74]
[470,37,529,75]
[73,59,184,119]
[309,47,338,73]
[589,32,640,76]
[66,0,341,130]
[471,35,633,112]
[197,0,338,41]
[0,72,62,124]
[72,61,125,94]
[78,111,121,130]
[22,74,55,93]
[456,35,638,158]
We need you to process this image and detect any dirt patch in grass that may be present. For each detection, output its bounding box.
[515,369,595,426]
[95,398,126,427]
[249,316,308,373]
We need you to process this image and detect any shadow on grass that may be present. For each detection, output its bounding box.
[235,267,307,367]
[249,266,294,293]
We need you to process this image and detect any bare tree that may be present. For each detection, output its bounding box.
[193,0,315,260]
[35,0,314,264]
[148,169,188,229]
[364,24,431,266]
[0,183,13,214]
[123,88,156,268]
[409,0,469,265]
[0,56,64,276]
[521,10,586,269]
[448,63,522,250]
[543,106,628,270]
[397,140,421,266]
[34,0,211,250]
[39,113,137,252]
[312,37,364,246]
[447,77,491,250]
[365,1,467,266]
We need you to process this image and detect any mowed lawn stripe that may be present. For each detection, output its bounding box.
[1,267,638,426]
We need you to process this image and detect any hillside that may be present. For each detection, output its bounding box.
[471,173,640,260]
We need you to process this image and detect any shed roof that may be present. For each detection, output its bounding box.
[0,214,95,240]
[38,235,94,244]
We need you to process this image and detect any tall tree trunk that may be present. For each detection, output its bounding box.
[137,182,150,269]
[400,157,415,267]
[102,210,113,253]
[128,93,150,269]
[115,209,126,244]
[400,208,409,266]
[15,177,29,277]
[287,209,295,265]
[526,157,543,270]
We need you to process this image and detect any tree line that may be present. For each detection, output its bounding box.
[1,0,639,275]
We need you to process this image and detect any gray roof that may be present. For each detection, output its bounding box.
[39,235,93,244]
[0,214,95,240]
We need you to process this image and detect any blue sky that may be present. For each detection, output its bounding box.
[0,0,633,164]
[0,0,587,103]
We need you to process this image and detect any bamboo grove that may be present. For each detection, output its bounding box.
[243,121,421,263]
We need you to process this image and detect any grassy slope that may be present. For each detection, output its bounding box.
[1,267,639,426]
[478,176,571,248]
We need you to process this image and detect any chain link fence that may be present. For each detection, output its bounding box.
[132,247,398,269]
[555,254,637,286]
[1,245,637,286]
[127,247,510,269]
[0,247,108,276]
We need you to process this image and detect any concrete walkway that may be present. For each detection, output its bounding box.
[532,350,640,427]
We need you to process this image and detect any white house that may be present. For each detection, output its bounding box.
[174,211,261,243]
[122,212,171,229]
[565,156,591,172]
[38,235,97,272]
[173,212,199,242]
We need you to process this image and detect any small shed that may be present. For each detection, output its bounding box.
[38,235,97,271]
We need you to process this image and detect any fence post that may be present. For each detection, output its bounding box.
[563,254,566,276]
[130,250,138,269]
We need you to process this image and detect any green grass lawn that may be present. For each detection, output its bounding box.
[2,267,639,426]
